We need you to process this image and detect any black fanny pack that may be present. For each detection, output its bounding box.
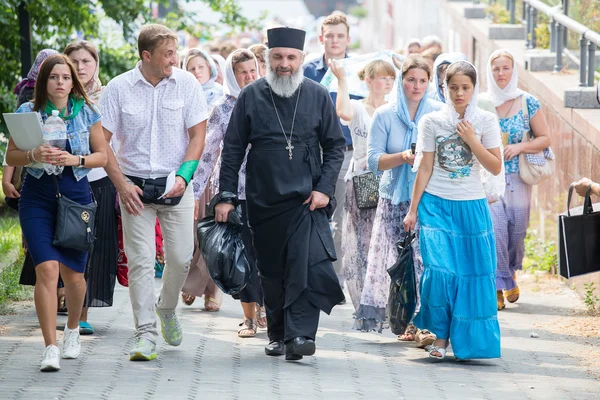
[126,175,183,206]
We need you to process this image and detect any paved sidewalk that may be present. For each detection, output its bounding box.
[0,275,598,400]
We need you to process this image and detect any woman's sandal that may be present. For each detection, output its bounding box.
[497,290,506,311]
[237,319,257,338]
[505,286,520,303]
[182,293,196,306]
[428,345,447,360]
[57,294,67,313]
[256,305,267,329]
[204,297,220,312]
[415,329,436,349]
[79,321,95,335]
[397,324,417,341]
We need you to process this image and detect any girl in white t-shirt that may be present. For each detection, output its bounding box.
[404,61,503,361]
[329,59,396,311]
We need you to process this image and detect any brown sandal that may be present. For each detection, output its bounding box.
[415,329,436,349]
[505,286,520,303]
[397,324,417,341]
[237,319,257,338]
[181,293,196,306]
[497,290,506,310]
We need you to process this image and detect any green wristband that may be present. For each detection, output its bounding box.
[176,160,199,186]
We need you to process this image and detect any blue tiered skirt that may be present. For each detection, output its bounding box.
[413,192,501,360]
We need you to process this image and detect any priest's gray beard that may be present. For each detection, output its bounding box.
[265,59,304,98]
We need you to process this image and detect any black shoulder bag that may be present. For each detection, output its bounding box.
[52,175,97,252]
[352,172,381,210]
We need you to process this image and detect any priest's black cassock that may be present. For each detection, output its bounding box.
[219,77,346,343]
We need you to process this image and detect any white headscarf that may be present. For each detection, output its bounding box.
[210,54,226,75]
[414,60,506,201]
[223,49,259,98]
[485,49,525,107]
[443,60,481,126]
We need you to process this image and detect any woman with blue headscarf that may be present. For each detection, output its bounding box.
[183,48,223,108]
[354,55,441,339]
[428,52,468,103]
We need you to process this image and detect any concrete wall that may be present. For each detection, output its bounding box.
[438,0,600,294]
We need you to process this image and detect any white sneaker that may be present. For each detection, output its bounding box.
[61,326,81,359]
[40,345,60,372]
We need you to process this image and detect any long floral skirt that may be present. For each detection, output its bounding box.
[354,198,424,332]
[342,180,377,311]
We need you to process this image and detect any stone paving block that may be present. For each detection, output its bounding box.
[0,279,599,399]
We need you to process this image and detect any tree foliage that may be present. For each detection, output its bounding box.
[0,0,262,124]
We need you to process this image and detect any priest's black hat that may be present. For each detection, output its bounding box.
[267,27,306,51]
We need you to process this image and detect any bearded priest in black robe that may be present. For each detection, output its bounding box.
[215,27,345,361]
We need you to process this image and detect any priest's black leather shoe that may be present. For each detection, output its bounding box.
[265,340,285,356]
[285,337,316,361]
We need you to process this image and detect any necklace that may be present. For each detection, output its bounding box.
[269,84,301,160]
[498,98,516,119]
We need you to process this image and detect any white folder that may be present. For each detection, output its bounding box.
[3,112,45,168]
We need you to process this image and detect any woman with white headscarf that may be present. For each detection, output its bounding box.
[210,54,226,86]
[355,55,441,343]
[479,49,552,311]
[182,49,266,337]
[428,52,468,103]
[404,61,503,360]
[183,48,223,108]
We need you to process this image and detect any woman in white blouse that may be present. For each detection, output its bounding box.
[328,59,396,311]
[404,61,502,360]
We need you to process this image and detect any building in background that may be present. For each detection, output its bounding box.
[359,0,448,53]
[304,0,359,16]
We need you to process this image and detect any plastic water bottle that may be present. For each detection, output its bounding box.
[43,110,67,175]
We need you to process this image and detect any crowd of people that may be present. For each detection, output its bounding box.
[2,10,593,371]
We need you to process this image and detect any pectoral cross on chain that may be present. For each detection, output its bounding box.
[269,84,302,162]
[286,141,294,160]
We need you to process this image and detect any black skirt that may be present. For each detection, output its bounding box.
[84,176,118,307]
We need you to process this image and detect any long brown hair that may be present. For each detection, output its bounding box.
[32,54,91,111]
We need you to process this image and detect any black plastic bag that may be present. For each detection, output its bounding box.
[196,193,251,295]
[386,231,417,335]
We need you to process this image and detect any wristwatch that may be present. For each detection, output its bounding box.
[79,156,86,166]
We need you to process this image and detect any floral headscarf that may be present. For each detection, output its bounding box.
[13,49,59,94]
[85,56,103,104]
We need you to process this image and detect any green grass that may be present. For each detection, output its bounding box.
[523,229,558,275]
[0,254,32,313]
[0,214,32,313]
[0,214,20,259]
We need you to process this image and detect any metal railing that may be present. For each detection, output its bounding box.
[523,0,599,87]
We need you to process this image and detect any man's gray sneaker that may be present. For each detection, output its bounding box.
[129,337,157,361]
[156,310,182,346]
